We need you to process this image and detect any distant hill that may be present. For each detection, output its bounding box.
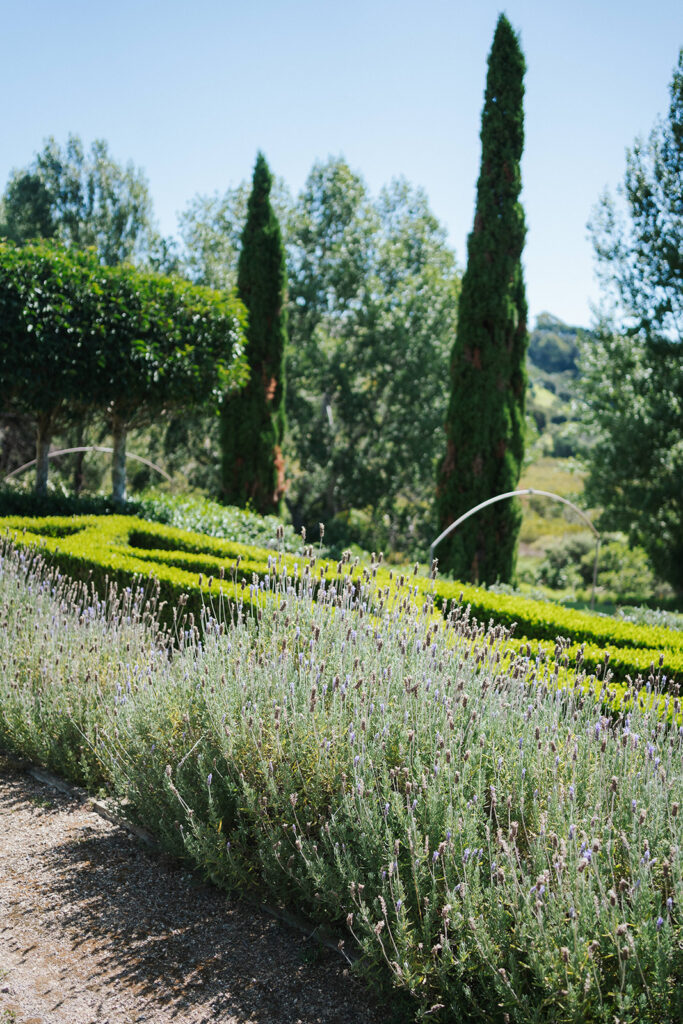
[528,312,583,375]
[525,313,592,458]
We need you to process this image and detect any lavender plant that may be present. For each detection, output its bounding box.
[0,539,681,1022]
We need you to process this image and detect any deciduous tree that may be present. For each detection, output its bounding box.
[582,47,683,592]
[0,134,158,265]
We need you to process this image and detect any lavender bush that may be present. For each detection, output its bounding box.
[0,538,681,1022]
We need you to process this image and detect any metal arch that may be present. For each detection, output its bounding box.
[430,488,601,611]
[4,446,173,483]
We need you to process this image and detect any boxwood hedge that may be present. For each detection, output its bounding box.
[2,514,680,687]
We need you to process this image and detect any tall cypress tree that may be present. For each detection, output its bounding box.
[436,14,528,583]
[221,152,287,514]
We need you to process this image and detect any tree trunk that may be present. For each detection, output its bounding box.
[72,418,86,495]
[35,419,51,497]
[111,416,127,503]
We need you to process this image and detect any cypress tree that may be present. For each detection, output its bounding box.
[221,152,287,514]
[436,14,528,583]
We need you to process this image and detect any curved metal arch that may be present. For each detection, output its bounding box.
[4,446,173,484]
[430,488,601,610]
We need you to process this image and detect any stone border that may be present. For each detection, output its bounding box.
[1,751,355,965]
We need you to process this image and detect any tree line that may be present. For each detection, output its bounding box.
[0,137,461,551]
[2,22,681,593]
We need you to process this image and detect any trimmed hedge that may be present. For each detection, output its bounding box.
[2,514,681,687]
[0,516,267,630]
[425,578,683,654]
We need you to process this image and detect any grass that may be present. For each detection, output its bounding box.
[518,457,589,552]
[1,537,682,1023]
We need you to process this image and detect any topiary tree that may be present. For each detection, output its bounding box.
[0,241,106,495]
[97,266,248,503]
[436,14,528,584]
[220,152,288,515]
[0,240,248,501]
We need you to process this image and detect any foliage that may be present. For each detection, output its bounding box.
[134,489,303,552]
[583,47,683,593]
[3,513,683,685]
[221,153,288,515]
[538,533,657,604]
[0,485,303,551]
[0,241,106,494]
[0,485,143,519]
[177,177,292,293]
[179,156,460,537]
[437,15,528,585]
[525,315,590,459]
[528,312,581,375]
[0,134,159,265]
[1,540,683,1023]
[0,240,248,498]
[617,605,683,632]
[287,161,460,536]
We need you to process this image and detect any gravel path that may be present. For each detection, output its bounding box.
[0,757,384,1024]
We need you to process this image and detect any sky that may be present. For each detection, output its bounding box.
[1,0,682,328]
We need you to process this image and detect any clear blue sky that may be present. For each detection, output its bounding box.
[2,0,681,327]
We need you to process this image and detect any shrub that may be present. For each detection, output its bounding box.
[538,533,659,604]
[1,538,682,1022]
[2,513,682,686]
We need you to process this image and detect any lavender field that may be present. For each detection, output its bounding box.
[0,538,681,1022]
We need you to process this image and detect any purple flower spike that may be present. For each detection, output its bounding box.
[207,773,213,786]
[657,916,664,931]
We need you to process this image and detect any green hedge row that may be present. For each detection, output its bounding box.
[0,515,266,631]
[126,518,683,656]
[2,514,681,687]
[426,578,683,654]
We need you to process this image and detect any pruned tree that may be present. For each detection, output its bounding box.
[0,242,105,495]
[0,241,248,500]
[99,267,248,502]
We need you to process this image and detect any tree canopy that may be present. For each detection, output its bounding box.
[179,155,460,549]
[0,135,160,265]
[0,240,248,498]
[582,47,683,592]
